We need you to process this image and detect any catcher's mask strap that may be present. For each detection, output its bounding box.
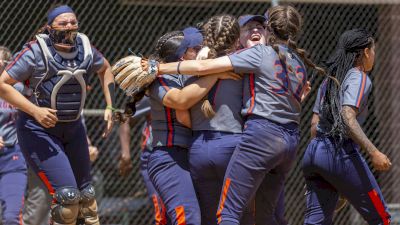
[175,27,203,60]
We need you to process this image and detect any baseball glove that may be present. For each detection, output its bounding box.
[111,55,159,96]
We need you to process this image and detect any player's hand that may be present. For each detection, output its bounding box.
[32,107,58,128]
[102,108,114,138]
[88,145,99,162]
[119,154,133,176]
[215,72,242,81]
[0,136,4,149]
[370,150,391,171]
[141,58,149,71]
[301,81,311,103]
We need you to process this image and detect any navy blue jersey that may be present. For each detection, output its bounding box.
[149,74,192,148]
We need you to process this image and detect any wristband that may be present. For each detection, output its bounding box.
[106,105,117,111]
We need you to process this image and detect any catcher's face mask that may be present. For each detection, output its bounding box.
[47,9,79,49]
[48,27,78,47]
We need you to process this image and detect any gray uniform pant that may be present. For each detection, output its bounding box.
[23,168,52,225]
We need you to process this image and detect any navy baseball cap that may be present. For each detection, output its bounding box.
[238,15,267,27]
[175,27,203,59]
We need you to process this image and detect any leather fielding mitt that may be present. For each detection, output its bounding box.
[112,55,159,96]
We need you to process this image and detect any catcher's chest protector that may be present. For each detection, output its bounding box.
[33,33,93,122]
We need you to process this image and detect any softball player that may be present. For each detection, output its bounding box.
[238,14,288,225]
[151,5,325,225]
[186,14,255,225]
[145,27,239,225]
[0,47,27,225]
[0,5,115,225]
[119,97,170,225]
[302,28,391,225]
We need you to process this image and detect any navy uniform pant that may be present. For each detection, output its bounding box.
[16,112,91,195]
[0,144,27,225]
[147,146,201,225]
[189,131,255,225]
[141,148,170,225]
[302,137,391,225]
[217,117,299,225]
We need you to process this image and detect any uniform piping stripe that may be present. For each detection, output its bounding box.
[247,73,256,114]
[164,106,174,147]
[152,194,162,225]
[368,189,390,225]
[217,178,231,224]
[141,125,151,150]
[175,205,186,225]
[6,47,31,71]
[158,77,174,147]
[37,171,55,195]
[356,72,367,108]
[161,198,168,225]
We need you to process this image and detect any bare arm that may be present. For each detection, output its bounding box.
[118,120,133,176]
[162,72,240,110]
[0,71,58,128]
[119,121,131,159]
[176,110,191,128]
[159,56,234,76]
[0,71,39,116]
[87,135,99,162]
[0,137,4,149]
[342,105,391,171]
[310,113,319,139]
[97,58,115,137]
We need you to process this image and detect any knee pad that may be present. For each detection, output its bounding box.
[79,184,100,225]
[51,187,80,225]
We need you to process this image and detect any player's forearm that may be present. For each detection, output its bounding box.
[0,82,38,116]
[98,60,115,107]
[163,75,219,110]
[341,106,377,155]
[159,57,233,76]
[119,122,131,157]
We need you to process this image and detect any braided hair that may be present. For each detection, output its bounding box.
[200,14,240,118]
[117,31,184,123]
[266,5,325,76]
[153,31,184,63]
[321,29,374,143]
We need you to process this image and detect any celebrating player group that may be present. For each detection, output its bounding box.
[0,3,392,225]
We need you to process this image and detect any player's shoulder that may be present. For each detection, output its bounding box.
[18,40,39,55]
[344,67,364,82]
[233,44,269,55]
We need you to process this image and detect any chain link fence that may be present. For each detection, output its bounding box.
[1,0,399,224]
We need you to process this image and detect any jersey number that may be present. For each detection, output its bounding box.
[270,60,306,102]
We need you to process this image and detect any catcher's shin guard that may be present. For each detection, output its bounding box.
[79,185,100,225]
[51,187,80,225]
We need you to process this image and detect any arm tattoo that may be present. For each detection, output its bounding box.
[341,106,377,154]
